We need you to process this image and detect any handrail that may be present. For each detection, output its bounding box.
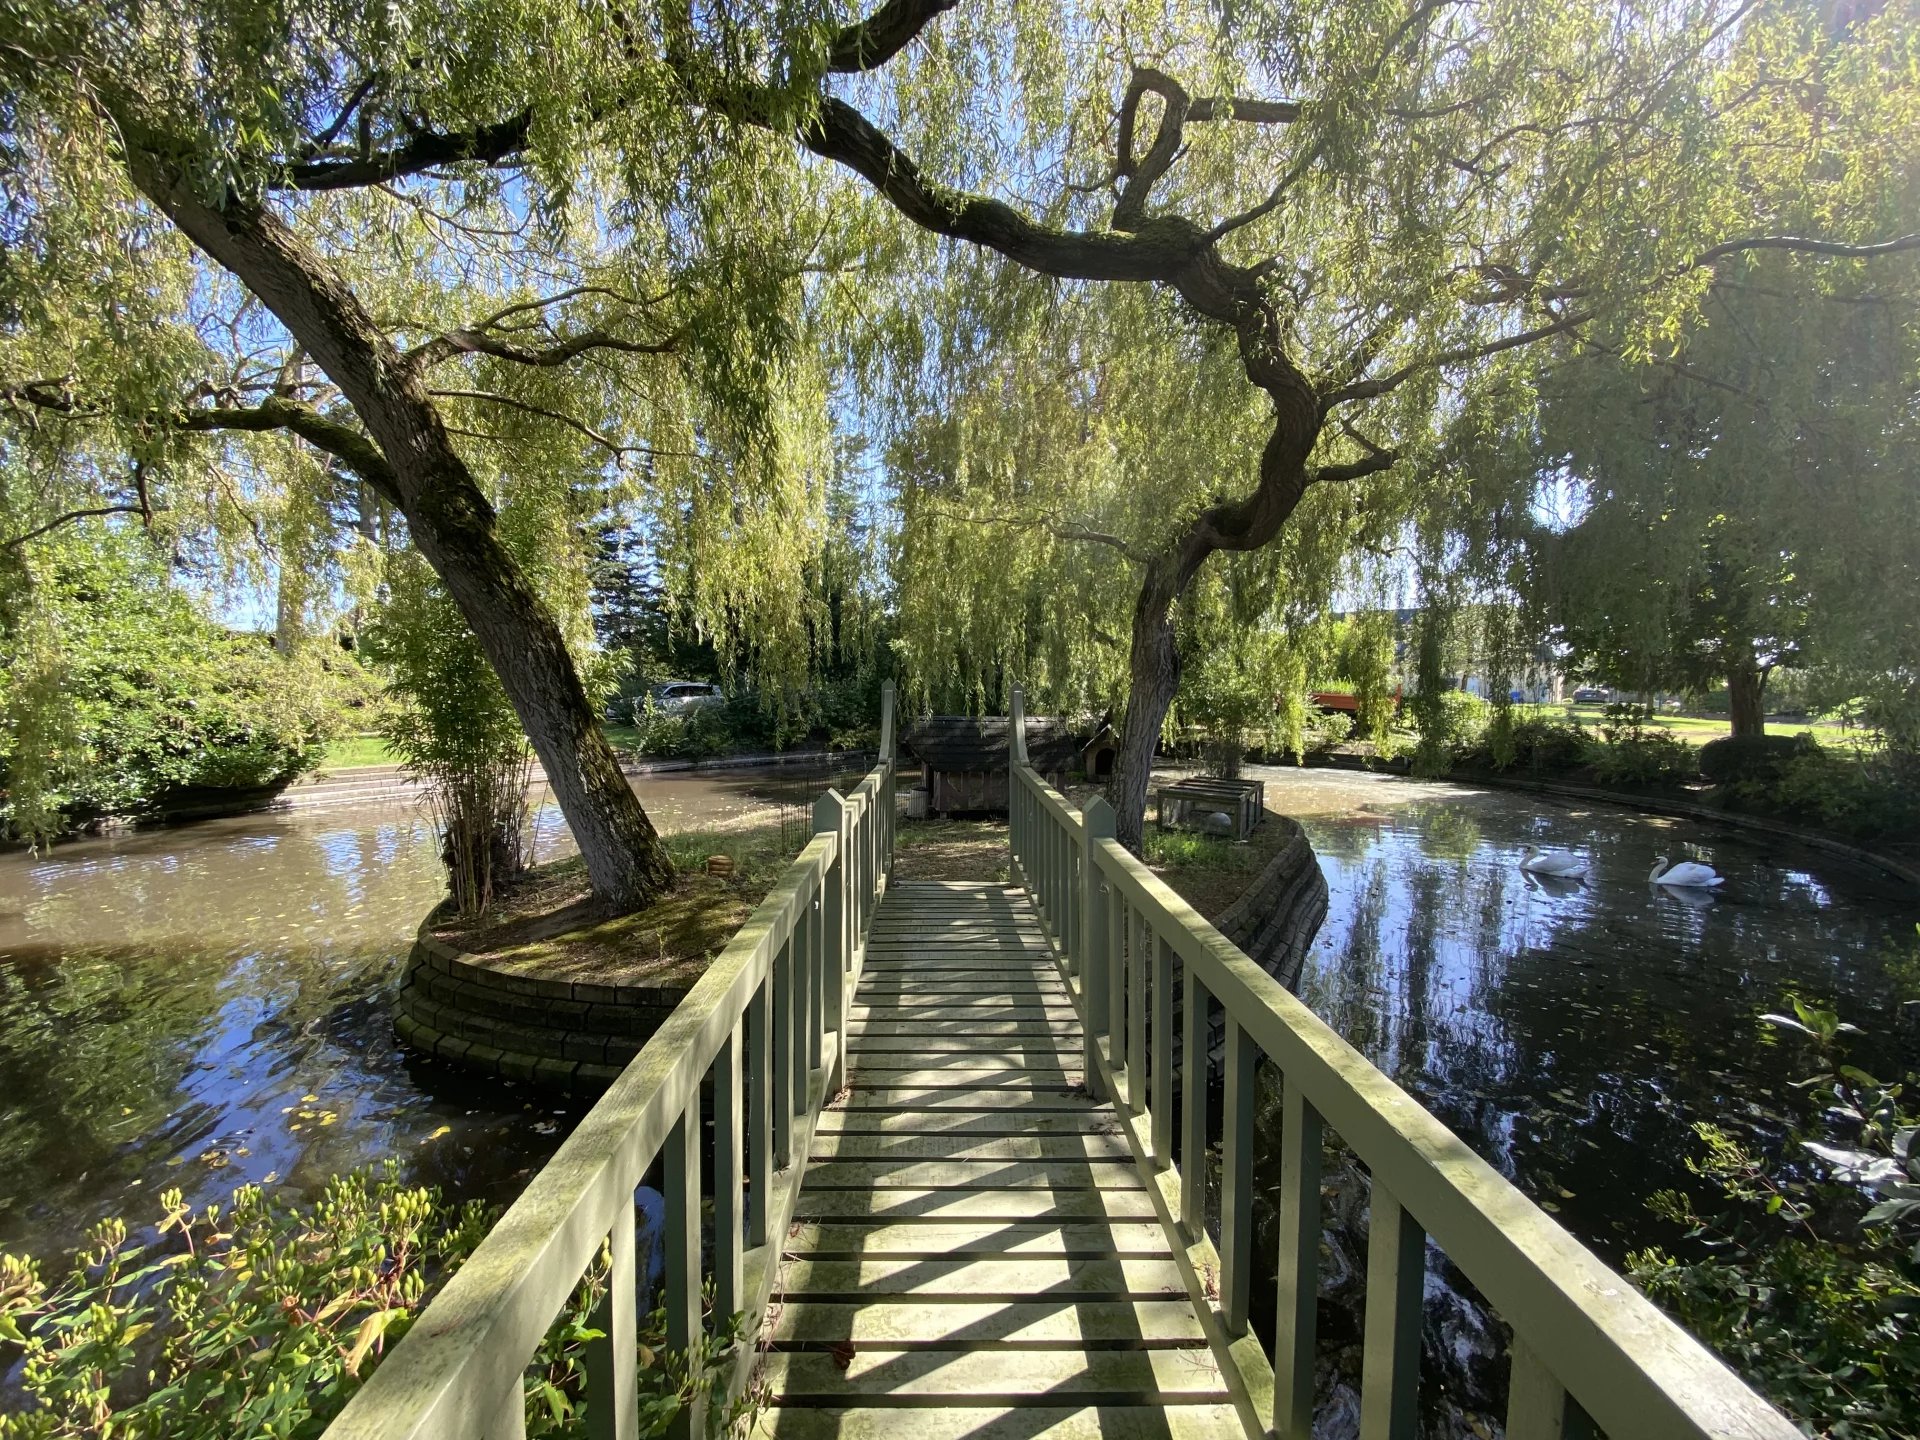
[1003,688,1795,1440]
[326,682,897,1440]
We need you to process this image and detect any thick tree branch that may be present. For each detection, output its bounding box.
[825,0,960,72]
[174,396,400,498]
[2,505,149,551]
[407,325,680,373]
[1693,232,1920,266]
[284,111,533,190]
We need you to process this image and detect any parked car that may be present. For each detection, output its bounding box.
[646,680,724,716]
[1572,686,1611,703]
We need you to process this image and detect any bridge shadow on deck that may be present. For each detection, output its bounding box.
[758,882,1243,1440]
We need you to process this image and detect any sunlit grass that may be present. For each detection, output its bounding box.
[321,733,393,768]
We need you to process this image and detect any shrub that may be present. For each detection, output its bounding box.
[361,554,533,915]
[1588,730,1698,789]
[0,530,331,841]
[1699,733,1817,786]
[1406,688,1488,776]
[1628,999,1920,1438]
[1762,748,1920,840]
[0,1166,751,1440]
[1457,715,1590,776]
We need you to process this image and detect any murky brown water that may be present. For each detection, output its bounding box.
[0,767,847,1264]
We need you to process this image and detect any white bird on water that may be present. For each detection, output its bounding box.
[1649,855,1724,888]
[1519,844,1587,878]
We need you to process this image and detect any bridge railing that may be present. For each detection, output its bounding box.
[1005,688,1794,1440]
[324,683,897,1440]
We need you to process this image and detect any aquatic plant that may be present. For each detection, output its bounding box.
[1629,997,1920,1439]
[0,1165,750,1439]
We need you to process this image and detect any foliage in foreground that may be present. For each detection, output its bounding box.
[1628,992,1920,1439]
[0,530,335,843]
[0,1166,750,1440]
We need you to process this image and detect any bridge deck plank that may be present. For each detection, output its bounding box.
[764,882,1241,1436]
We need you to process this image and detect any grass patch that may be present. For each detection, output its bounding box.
[322,733,393,768]
[1144,813,1297,920]
[431,818,801,989]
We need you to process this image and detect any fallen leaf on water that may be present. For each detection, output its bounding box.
[423,1125,452,1143]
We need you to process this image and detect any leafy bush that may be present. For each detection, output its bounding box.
[1628,999,1919,1438]
[1456,715,1590,776]
[0,1166,751,1440]
[1699,733,1816,785]
[361,554,534,915]
[1407,690,1487,777]
[1757,748,1920,840]
[0,531,331,841]
[1587,729,1698,789]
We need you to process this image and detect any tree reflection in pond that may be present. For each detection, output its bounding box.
[1236,766,1916,1432]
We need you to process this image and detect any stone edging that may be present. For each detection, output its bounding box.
[393,921,692,1093]
[1303,751,1920,890]
[1209,811,1331,990]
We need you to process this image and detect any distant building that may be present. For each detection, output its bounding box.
[902,716,1115,815]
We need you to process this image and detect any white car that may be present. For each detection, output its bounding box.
[646,681,724,716]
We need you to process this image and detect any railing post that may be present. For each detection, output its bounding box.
[1150,932,1174,1168]
[1274,1079,1324,1439]
[1180,967,1208,1237]
[1360,1183,1425,1440]
[664,1107,704,1440]
[814,791,850,1088]
[1126,908,1147,1113]
[747,980,772,1246]
[587,1190,636,1440]
[1080,799,1114,1100]
[1106,882,1125,1061]
[713,1021,744,1322]
[1221,1017,1256,1337]
[772,933,794,1169]
[1507,1339,1569,1439]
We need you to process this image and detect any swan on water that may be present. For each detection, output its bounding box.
[1519,844,1587,878]
[1650,855,1724,888]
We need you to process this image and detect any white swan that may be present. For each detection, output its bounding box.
[1519,844,1587,878]
[1650,855,1724,888]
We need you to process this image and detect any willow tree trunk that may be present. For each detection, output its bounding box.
[136,163,674,909]
[1109,565,1184,853]
[1727,661,1768,739]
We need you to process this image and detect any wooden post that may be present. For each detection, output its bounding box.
[713,1021,744,1322]
[664,1107,703,1440]
[1126,908,1148,1114]
[1221,1018,1256,1337]
[1180,966,1208,1237]
[1151,932,1174,1169]
[814,790,850,1089]
[1360,1183,1425,1440]
[1274,1080,1324,1439]
[586,1196,636,1440]
[772,934,794,1170]
[1081,798,1114,1099]
[747,981,772,1247]
[1506,1339,1568,1440]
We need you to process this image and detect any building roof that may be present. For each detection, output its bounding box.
[902,716,1096,773]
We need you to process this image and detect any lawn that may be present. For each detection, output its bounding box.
[320,733,393,768]
[1553,704,1866,746]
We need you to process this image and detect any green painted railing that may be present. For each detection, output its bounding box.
[323,684,897,1440]
[1006,688,1797,1440]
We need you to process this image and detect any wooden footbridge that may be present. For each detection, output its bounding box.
[327,686,1799,1440]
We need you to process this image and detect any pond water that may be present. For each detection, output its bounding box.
[1240,766,1919,1429]
[0,766,846,1266]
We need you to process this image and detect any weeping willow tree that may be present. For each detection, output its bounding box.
[821,0,1919,846]
[6,0,1917,866]
[0,0,862,905]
